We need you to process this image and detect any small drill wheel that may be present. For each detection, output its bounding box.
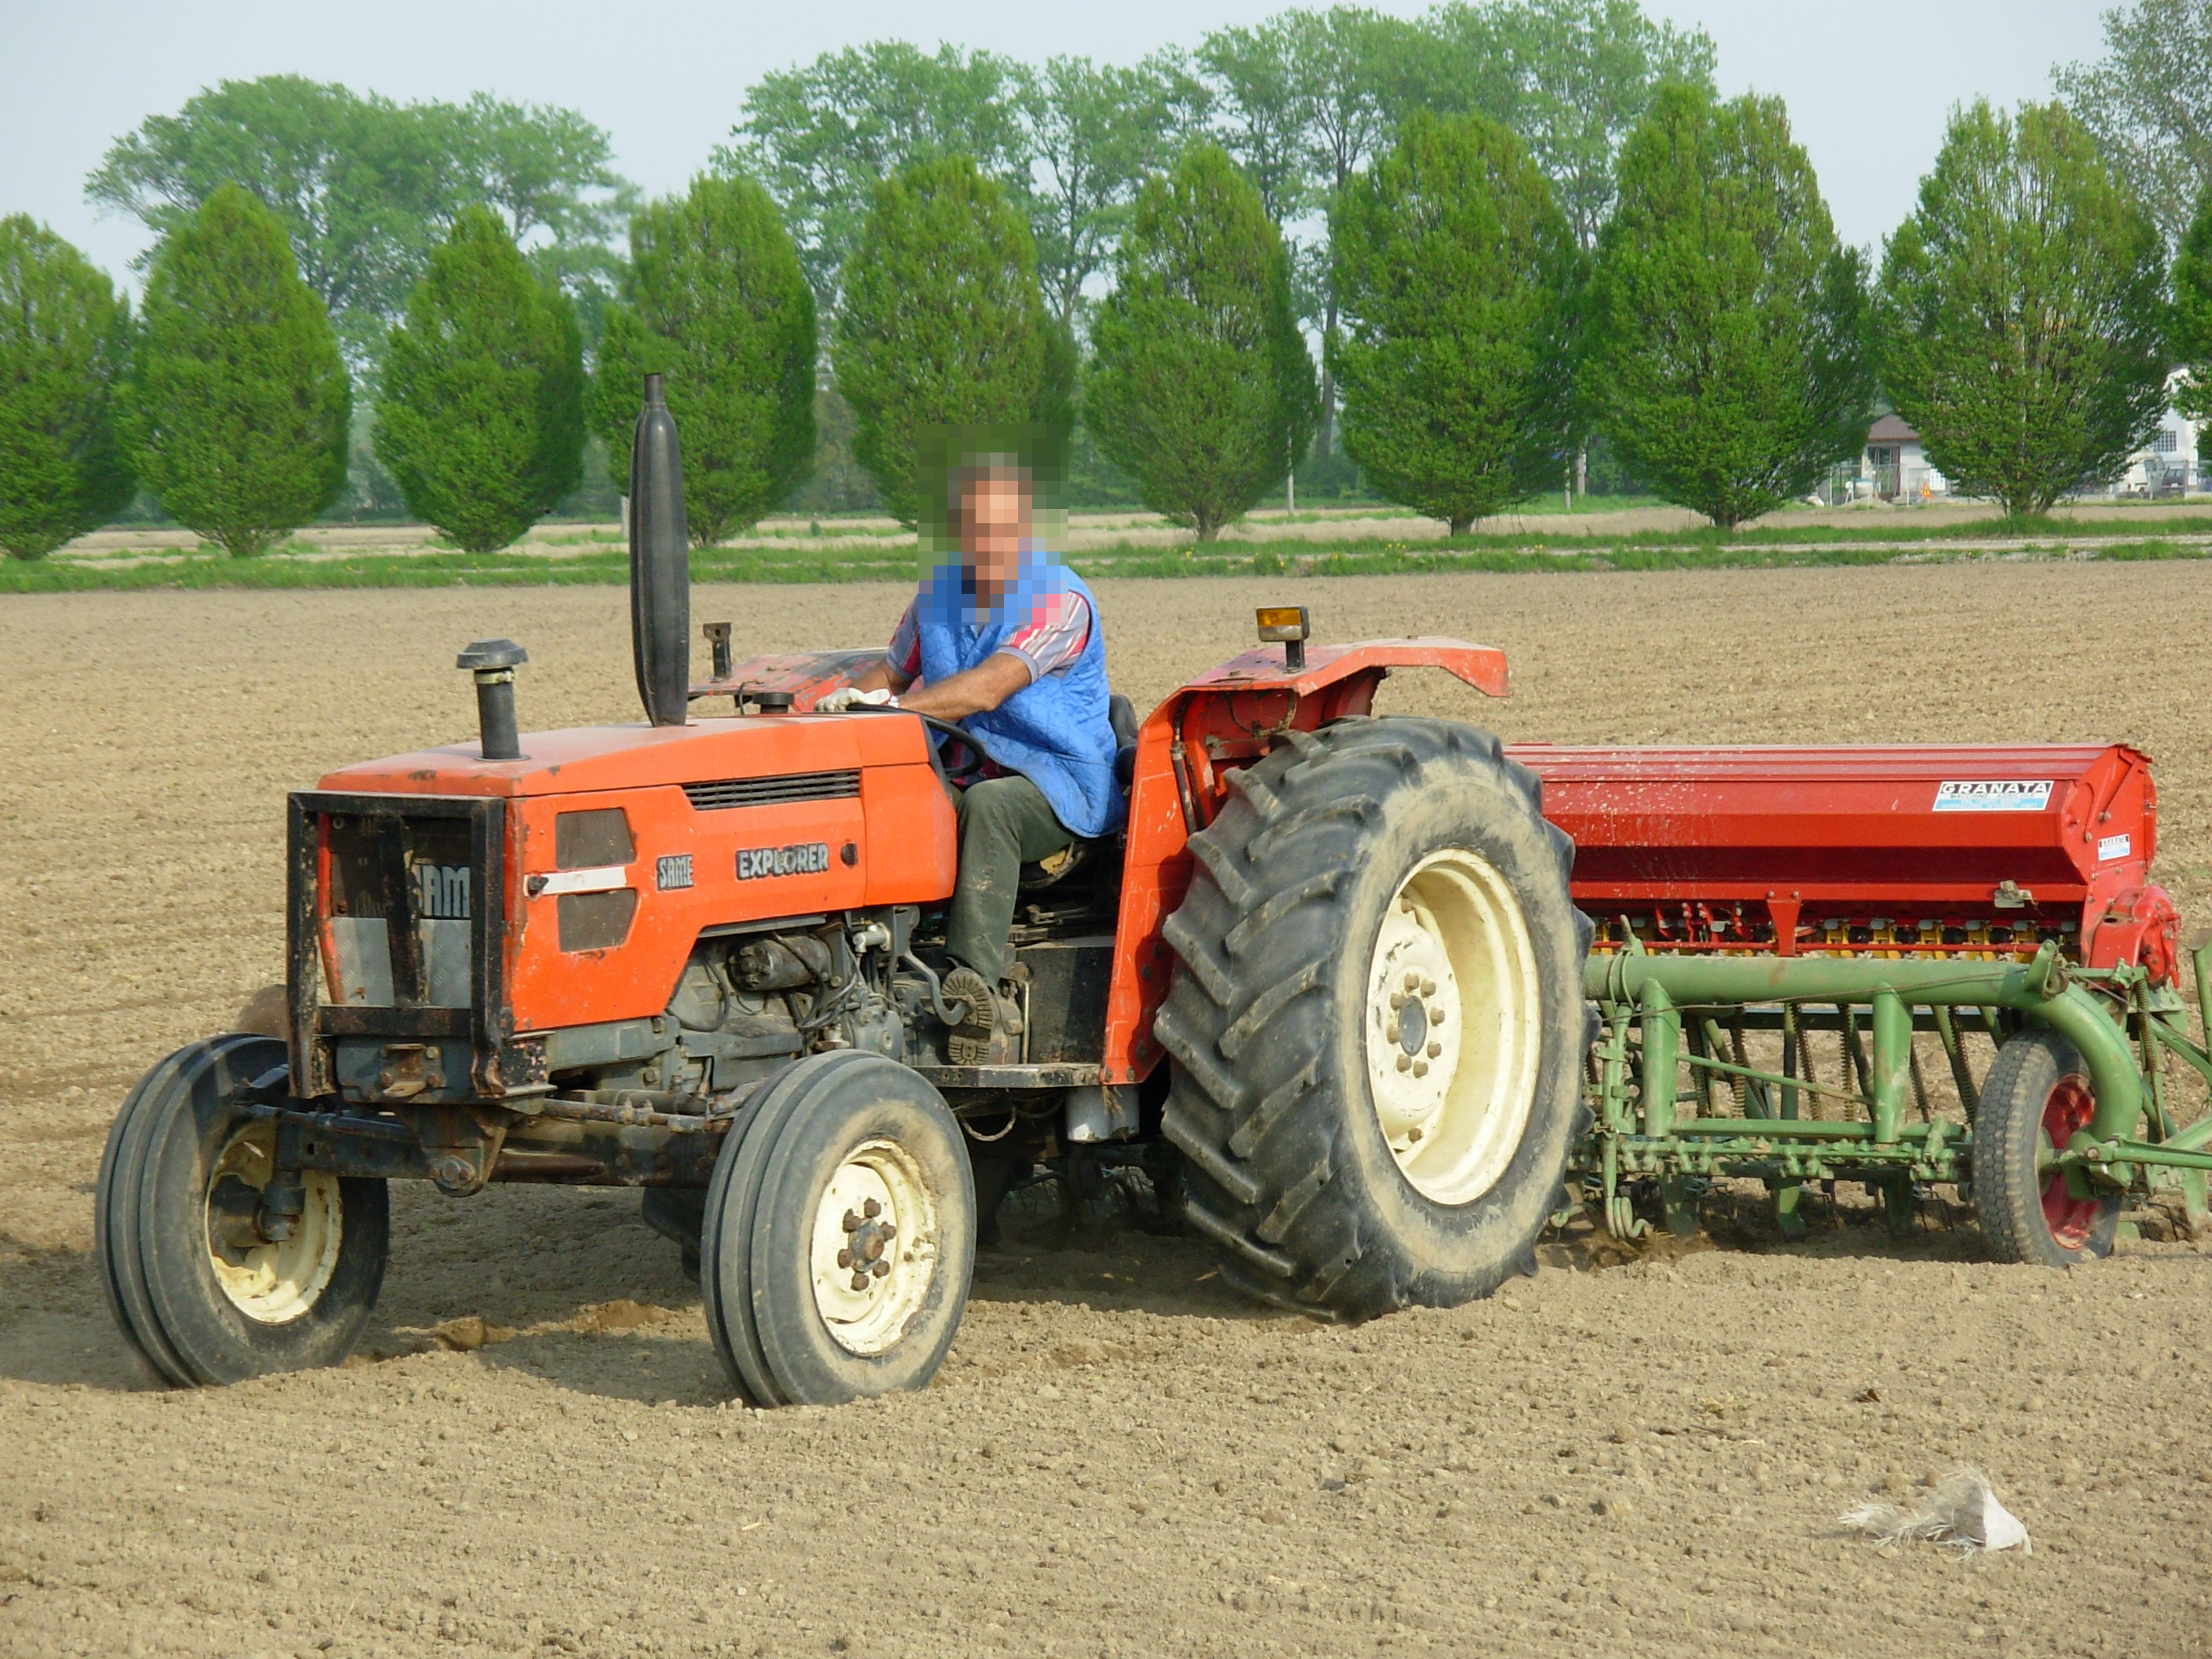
[701,1052,975,1406]
[97,1035,390,1385]
[1972,1028,2122,1268]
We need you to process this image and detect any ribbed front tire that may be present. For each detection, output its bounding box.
[1156,717,1588,1321]
[701,1052,975,1406]
[97,1035,389,1385]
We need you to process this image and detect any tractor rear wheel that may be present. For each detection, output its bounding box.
[1972,1028,2122,1267]
[701,1052,975,1406]
[1157,716,1588,1321]
[97,1035,390,1385]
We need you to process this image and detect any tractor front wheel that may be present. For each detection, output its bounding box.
[97,1035,390,1384]
[1972,1028,2122,1267]
[701,1052,975,1406]
[1157,716,1588,1321]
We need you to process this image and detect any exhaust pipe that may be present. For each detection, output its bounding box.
[629,373,690,727]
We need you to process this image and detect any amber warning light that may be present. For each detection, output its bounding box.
[1255,606,1309,670]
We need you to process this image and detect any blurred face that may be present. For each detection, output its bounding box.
[958,474,1030,601]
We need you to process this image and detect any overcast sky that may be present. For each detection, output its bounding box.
[2,0,2113,285]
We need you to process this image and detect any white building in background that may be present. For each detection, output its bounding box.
[2116,378,2199,497]
[1823,387,2204,506]
[1860,412,1947,501]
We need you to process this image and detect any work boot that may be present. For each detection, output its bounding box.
[941,966,998,1066]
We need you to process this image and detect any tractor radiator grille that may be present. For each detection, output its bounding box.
[682,770,862,812]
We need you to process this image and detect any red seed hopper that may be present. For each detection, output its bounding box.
[1505,744,2182,983]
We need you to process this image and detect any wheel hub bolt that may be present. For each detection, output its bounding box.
[1396,1053,1412,1073]
[838,1207,898,1293]
[1403,972,1420,991]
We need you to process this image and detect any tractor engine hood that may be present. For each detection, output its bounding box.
[317,709,932,798]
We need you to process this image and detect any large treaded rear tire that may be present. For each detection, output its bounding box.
[1157,716,1589,1321]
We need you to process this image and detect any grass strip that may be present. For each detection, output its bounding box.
[6,527,2207,594]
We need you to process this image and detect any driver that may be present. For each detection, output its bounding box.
[821,457,1122,1064]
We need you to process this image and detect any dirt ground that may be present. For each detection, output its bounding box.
[2,565,2210,1659]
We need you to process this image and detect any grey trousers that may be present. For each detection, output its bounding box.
[945,775,1072,981]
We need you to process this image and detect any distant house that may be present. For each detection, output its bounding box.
[2117,382,2199,497]
[1858,413,1946,502]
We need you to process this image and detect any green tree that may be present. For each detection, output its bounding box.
[1088,145,1318,540]
[2054,0,2212,251]
[590,175,817,543]
[449,94,632,247]
[779,386,882,514]
[1196,4,1707,471]
[2174,184,2212,426]
[90,77,448,366]
[1467,0,1719,251]
[126,185,350,556]
[0,218,135,559]
[1583,86,1872,529]
[834,156,1065,527]
[90,75,632,367]
[374,207,584,552]
[1197,19,1316,226]
[1195,9,1429,460]
[718,43,1033,304]
[1330,112,1581,533]
[1024,53,1196,328]
[1879,100,2170,518]
[445,93,633,350]
[1280,7,1431,460]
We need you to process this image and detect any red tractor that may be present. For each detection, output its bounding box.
[106,390,2210,1404]
[96,391,1589,1404]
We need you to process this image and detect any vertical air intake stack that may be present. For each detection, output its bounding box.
[457,638,528,760]
[630,372,690,727]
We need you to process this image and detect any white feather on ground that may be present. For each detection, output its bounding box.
[1840,1468,2031,1555]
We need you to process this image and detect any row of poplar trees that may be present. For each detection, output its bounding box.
[7,86,2212,556]
[0,187,587,558]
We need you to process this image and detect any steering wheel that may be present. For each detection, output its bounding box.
[837,702,991,788]
[911,712,991,789]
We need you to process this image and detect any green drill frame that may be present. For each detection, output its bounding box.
[1572,937,2212,1241]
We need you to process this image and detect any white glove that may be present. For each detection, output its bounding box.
[818,686,897,713]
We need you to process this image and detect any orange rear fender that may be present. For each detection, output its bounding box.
[1101,638,1510,1085]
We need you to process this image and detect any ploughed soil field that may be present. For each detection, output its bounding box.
[2,565,2210,1659]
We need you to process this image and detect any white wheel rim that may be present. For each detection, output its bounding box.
[1363,847,1542,1205]
[203,1126,344,1324]
[809,1137,939,1357]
